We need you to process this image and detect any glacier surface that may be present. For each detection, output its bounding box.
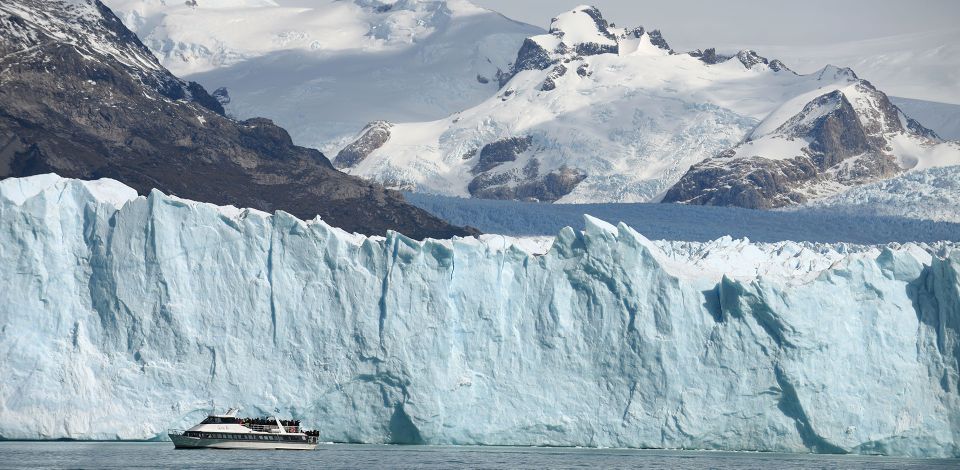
[1,174,959,457]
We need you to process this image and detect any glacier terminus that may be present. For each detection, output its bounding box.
[0,174,958,458]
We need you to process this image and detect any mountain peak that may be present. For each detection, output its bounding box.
[548,5,617,47]
[817,64,859,82]
[736,49,790,72]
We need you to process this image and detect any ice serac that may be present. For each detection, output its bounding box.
[1,174,959,457]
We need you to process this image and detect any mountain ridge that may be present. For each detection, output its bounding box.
[331,5,958,208]
[0,0,473,239]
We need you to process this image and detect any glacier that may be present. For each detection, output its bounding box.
[1,174,959,457]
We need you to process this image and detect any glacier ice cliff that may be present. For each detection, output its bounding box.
[0,174,959,457]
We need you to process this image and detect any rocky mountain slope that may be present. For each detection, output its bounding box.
[0,0,472,239]
[103,0,542,154]
[329,5,958,208]
[662,75,958,208]
[3,173,959,457]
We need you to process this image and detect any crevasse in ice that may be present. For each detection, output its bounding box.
[0,174,958,457]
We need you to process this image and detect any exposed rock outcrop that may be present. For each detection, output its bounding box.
[540,64,567,91]
[689,47,731,65]
[472,136,533,174]
[469,162,586,202]
[335,121,393,169]
[647,29,671,52]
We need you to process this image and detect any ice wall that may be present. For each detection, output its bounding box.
[0,175,958,457]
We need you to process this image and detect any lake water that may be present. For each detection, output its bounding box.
[0,442,956,469]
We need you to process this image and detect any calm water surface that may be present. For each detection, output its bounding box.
[0,442,956,469]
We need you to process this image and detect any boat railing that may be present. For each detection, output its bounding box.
[168,429,185,436]
[245,424,276,433]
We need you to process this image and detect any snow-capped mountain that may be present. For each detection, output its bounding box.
[331,5,959,207]
[103,0,542,153]
[663,74,960,208]
[3,174,960,457]
[0,0,470,239]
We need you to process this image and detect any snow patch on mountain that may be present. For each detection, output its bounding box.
[103,0,541,153]
[105,0,481,75]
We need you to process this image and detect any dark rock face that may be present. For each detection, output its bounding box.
[185,81,225,115]
[800,92,873,164]
[647,29,671,52]
[212,86,231,105]
[663,82,926,209]
[469,163,586,202]
[662,154,820,208]
[734,50,791,73]
[500,38,555,86]
[540,64,567,91]
[768,59,791,73]
[467,136,585,202]
[472,136,532,174]
[0,0,472,239]
[736,50,768,69]
[574,42,618,57]
[335,121,392,169]
[689,48,730,65]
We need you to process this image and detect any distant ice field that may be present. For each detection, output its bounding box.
[404,192,960,243]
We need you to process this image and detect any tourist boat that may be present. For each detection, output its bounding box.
[168,408,319,450]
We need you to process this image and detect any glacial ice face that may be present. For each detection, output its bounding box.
[1,174,959,457]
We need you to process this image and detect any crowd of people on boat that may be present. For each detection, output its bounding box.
[241,417,302,428]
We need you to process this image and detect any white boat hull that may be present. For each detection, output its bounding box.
[169,433,317,450]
